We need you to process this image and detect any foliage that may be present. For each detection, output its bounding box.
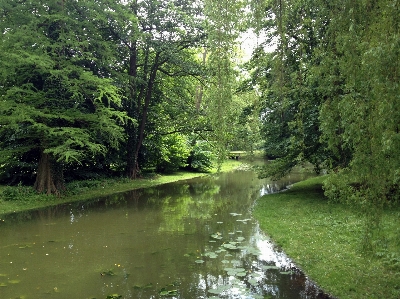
[0,0,243,189]
[187,140,215,172]
[317,0,400,205]
[246,0,328,179]
[203,0,246,169]
[0,0,128,193]
[247,0,400,231]
[313,0,400,251]
[103,0,206,178]
[2,183,45,202]
[152,133,191,173]
[322,170,357,204]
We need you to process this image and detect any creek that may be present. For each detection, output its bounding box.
[0,163,329,299]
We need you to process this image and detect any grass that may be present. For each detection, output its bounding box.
[0,159,242,216]
[253,176,400,299]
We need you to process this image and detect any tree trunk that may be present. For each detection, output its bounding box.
[130,53,161,179]
[125,1,141,178]
[34,151,64,195]
[126,37,140,178]
[126,43,139,177]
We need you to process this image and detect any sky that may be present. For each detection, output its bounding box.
[238,29,275,62]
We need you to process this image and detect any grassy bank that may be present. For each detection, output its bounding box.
[253,176,400,299]
[0,159,242,216]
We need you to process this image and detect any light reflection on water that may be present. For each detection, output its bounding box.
[0,163,329,299]
[255,231,292,268]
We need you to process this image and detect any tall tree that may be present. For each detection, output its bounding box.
[249,0,400,241]
[248,0,328,178]
[101,0,206,178]
[0,0,127,193]
[203,0,245,168]
[319,0,400,205]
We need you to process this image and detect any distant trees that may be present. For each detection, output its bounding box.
[203,0,242,167]
[246,0,327,178]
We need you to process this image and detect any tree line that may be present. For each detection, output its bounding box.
[0,0,260,194]
[246,0,399,212]
[1,0,399,211]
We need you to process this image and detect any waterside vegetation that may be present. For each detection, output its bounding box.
[254,176,400,299]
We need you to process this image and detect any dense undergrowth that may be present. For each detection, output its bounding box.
[253,176,400,299]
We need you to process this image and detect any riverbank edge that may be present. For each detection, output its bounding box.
[0,160,243,217]
[253,176,400,299]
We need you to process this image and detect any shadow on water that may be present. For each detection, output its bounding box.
[0,163,334,299]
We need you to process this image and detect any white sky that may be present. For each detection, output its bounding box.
[238,29,274,62]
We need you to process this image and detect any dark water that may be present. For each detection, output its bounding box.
[0,164,329,299]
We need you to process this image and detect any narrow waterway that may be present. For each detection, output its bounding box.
[0,164,329,299]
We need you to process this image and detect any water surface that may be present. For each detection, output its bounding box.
[0,164,328,299]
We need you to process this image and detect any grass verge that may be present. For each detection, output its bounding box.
[0,159,242,216]
[253,176,400,299]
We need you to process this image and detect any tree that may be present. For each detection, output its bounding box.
[230,89,262,154]
[203,0,246,169]
[247,0,328,178]
[319,0,400,204]
[248,0,400,248]
[0,0,127,193]
[98,0,206,179]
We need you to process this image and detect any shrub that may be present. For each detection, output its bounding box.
[187,140,215,172]
[2,182,40,201]
[155,134,191,173]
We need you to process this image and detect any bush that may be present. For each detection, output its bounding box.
[322,170,362,204]
[187,140,215,172]
[2,182,40,201]
[155,134,191,173]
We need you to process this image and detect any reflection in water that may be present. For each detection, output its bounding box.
[260,182,286,195]
[0,164,331,299]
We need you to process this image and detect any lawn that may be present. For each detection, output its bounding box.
[253,176,400,299]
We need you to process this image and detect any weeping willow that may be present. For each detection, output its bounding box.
[203,0,244,169]
[319,0,400,251]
